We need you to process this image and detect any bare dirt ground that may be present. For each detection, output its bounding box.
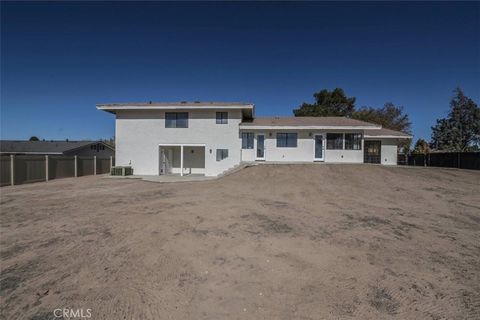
[1,164,479,319]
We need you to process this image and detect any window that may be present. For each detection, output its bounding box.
[327,133,343,150]
[216,149,228,161]
[216,112,228,124]
[276,133,297,148]
[241,132,254,149]
[345,133,362,150]
[165,112,188,128]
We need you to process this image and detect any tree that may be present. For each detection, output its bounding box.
[353,103,412,151]
[29,136,39,141]
[353,103,412,133]
[413,139,430,154]
[293,88,356,117]
[431,88,480,151]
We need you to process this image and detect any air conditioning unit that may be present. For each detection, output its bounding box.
[110,166,133,176]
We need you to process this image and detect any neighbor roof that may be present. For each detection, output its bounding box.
[0,140,107,154]
[239,117,381,129]
[364,127,412,138]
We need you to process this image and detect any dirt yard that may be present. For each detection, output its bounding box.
[1,164,479,319]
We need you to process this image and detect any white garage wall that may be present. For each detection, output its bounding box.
[364,138,399,165]
[116,110,242,176]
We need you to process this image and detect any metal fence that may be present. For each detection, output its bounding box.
[0,155,114,187]
[403,152,480,170]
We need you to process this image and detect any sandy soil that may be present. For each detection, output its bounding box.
[1,164,479,319]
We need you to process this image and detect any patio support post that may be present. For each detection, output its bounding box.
[10,155,14,186]
[94,156,97,175]
[45,155,49,181]
[180,145,184,177]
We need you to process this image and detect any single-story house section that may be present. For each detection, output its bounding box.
[97,102,411,177]
[0,140,115,157]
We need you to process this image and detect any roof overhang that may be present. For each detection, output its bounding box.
[364,135,412,139]
[239,125,380,130]
[97,104,254,116]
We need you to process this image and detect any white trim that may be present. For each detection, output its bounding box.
[364,135,412,139]
[158,143,206,147]
[255,133,266,161]
[97,105,253,111]
[239,125,380,130]
[313,134,325,162]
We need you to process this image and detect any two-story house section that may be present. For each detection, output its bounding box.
[97,102,254,176]
[97,101,411,177]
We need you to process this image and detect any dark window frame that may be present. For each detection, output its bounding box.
[326,133,344,150]
[165,112,189,128]
[216,112,228,124]
[241,132,254,149]
[345,133,362,150]
[216,149,229,161]
[276,133,298,148]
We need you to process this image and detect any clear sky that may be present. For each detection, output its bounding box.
[1,1,479,141]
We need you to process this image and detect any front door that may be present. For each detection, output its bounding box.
[314,134,324,161]
[256,134,265,160]
[364,141,381,164]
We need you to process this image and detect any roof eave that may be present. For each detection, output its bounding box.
[364,135,412,139]
[96,104,254,113]
[239,125,381,130]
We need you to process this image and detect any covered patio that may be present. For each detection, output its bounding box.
[158,143,206,176]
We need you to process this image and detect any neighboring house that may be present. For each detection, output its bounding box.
[0,140,115,157]
[97,102,411,177]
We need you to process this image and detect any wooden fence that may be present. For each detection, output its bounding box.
[0,155,114,187]
[401,152,480,170]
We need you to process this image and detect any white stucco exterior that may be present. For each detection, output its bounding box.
[98,103,410,177]
[115,109,243,176]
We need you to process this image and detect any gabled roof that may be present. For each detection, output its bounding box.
[239,116,381,129]
[0,140,112,154]
[364,127,412,138]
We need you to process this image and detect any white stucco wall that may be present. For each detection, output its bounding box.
[379,138,398,165]
[240,130,365,163]
[363,138,399,165]
[116,110,242,176]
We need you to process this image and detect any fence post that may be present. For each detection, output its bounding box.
[94,156,97,175]
[10,155,15,186]
[45,155,49,181]
[74,155,78,177]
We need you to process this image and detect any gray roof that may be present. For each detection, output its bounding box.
[0,140,103,154]
[97,101,253,107]
[240,117,381,128]
[364,128,411,138]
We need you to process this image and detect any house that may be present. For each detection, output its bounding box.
[0,140,115,157]
[97,102,411,177]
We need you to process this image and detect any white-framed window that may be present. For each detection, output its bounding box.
[345,133,362,150]
[276,133,297,148]
[241,132,254,149]
[216,112,228,124]
[216,149,229,161]
[165,112,188,128]
[326,133,343,150]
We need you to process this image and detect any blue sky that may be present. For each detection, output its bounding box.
[1,1,479,141]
